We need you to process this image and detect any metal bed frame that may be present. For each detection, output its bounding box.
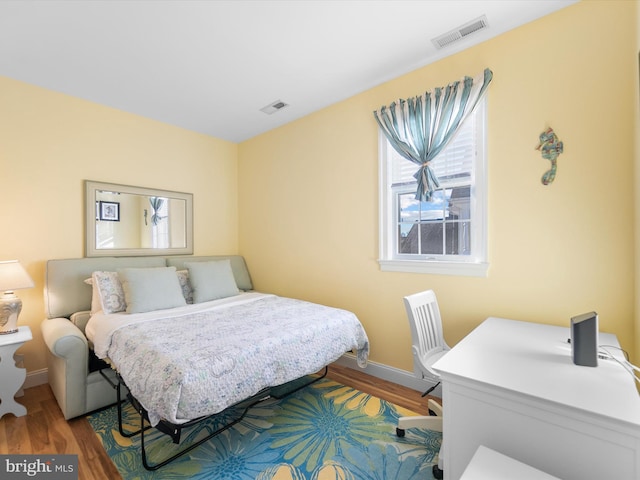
[101,366,328,470]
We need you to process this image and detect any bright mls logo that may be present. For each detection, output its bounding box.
[1,455,77,479]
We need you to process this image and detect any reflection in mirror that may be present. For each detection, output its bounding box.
[85,180,193,257]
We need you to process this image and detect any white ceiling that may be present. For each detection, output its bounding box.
[0,0,577,143]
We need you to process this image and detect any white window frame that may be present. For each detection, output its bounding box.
[378,101,488,277]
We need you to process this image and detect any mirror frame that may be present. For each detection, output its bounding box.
[85,180,194,257]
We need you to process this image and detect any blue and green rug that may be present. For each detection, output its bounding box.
[87,377,441,479]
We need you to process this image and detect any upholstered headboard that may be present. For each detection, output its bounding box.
[44,255,253,319]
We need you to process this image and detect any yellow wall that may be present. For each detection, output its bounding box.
[0,76,239,372]
[239,1,638,369]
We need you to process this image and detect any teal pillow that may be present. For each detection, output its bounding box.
[185,260,240,303]
[118,266,187,314]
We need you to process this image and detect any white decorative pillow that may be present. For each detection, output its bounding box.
[185,260,240,303]
[176,270,194,304]
[118,266,187,314]
[88,271,127,314]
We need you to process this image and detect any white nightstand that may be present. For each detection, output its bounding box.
[0,325,32,418]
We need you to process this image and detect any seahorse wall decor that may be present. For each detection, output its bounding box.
[535,127,563,185]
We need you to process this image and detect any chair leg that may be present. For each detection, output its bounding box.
[433,464,444,479]
[397,415,442,431]
[396,397,444,477]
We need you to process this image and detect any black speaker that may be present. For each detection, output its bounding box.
[570,311,598,367]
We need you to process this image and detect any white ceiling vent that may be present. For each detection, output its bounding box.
[260,100,289,115]
[432,15,489,50]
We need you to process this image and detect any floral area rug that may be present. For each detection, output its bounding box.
[87,377,442,479]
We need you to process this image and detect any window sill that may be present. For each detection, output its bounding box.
[378,259,489,277]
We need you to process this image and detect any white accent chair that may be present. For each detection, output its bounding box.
[396,289,450,479]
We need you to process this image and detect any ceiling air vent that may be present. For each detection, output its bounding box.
[432,15,489,50]
[260,100,289,115]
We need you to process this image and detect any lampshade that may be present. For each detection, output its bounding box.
[0,261,34,334]
[0,260,34,292]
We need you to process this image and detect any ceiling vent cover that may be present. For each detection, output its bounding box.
[260,100,289,115]
[432,15,489,49]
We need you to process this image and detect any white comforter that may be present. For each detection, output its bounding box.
[85,292,369,426]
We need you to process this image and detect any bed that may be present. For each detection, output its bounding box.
[41,255,369,469]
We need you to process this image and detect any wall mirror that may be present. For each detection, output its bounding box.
[85,180,193,257]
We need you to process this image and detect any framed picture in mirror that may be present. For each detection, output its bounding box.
[98,201,120,221]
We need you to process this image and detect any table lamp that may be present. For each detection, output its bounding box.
[0,260,34,334]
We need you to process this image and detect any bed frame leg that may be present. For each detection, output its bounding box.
[116,376,151,439]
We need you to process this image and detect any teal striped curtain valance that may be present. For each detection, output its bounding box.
[374,68,493,202]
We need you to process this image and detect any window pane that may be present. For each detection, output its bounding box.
[398,224,418,254]
[449,186,470,220]
[420,223,443,255]
[445,221,471,255]
[399,190,453,223]
[420,189,449,221]
[399,193,421,223]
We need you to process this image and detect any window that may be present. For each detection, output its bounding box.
[378,100,488,276]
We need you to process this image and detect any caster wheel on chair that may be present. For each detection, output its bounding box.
[396,427,405,437]
[432,464,443,480]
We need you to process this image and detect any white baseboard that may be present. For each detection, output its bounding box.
[333,353,442,398]
[22,357,442,398]
[23,368,48,389]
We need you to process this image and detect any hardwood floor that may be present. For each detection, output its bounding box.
[0,364,438,480]
[0,384,122,480]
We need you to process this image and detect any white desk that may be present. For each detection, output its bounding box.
[0,326,32,418]
[433,317,640,480]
